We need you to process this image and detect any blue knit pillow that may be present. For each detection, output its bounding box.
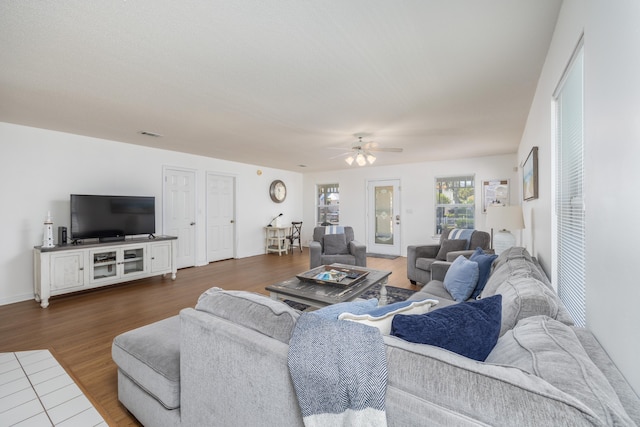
[391,295,502,361]
[469,247,498,299]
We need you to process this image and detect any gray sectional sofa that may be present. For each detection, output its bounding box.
[112,247,640,426]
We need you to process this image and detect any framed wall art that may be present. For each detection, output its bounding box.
[482,179,509,212]
[523,146,539,201]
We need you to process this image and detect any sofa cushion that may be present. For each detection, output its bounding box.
[112,316,181,410]
[469,247,498,299]
[491,246,533,271]
[410,279,457,303]
[339,298,438,335]
[443,255,479,302]
[436,239,468,261]
[313,298,378,320]
[482,257,550,298]
[486,316,634,425]
[195,287,300,343]
[492,276,573,336]
[391,295,502,361]
[323,233,349,255]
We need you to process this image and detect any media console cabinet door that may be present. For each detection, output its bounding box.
[50,251,85,291]
[150,241,172,273]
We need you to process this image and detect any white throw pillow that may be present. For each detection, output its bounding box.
[339,298,438,334]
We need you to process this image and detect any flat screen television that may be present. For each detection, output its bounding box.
[70,194,156,241]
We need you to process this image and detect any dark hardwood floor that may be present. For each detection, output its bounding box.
[0,250,413,426]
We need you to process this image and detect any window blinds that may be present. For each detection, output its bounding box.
[554,45,585,327]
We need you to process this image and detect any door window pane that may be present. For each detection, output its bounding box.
[375,185,394,245]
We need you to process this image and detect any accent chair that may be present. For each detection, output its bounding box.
[309,226,366,269]
[407,228,491,285]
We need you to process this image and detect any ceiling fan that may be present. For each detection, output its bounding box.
[331,134,403,166]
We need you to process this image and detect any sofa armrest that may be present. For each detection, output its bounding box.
[445,250,475,262]
[180,308,303,426]
[349,240,367,267]
[309,241,322,268]
[430,261,452,281]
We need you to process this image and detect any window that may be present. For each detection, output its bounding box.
[553,41,585,327]
[317,184,339,225]
[435,175,475,234]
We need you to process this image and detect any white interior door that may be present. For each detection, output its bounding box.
[367,179,401,256]
[206,173,235,262]
[163,167,197,268]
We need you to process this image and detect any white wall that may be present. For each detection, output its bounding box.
[0,122,302,305]
[302,154,519,254]
[519,0,640,394]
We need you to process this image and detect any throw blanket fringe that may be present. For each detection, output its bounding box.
[288,313,388,427]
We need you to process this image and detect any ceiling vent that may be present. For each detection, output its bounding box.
[138,131,163,138]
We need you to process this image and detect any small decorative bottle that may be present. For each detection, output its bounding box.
[43,211,55,248]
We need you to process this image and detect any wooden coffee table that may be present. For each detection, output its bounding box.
[266,263,392,309]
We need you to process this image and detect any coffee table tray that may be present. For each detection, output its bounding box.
[296,265,369,288]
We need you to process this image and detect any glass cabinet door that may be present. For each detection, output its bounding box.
[92,250,117,281]
[122,247,145,276]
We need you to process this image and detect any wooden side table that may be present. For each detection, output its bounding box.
[264,226,290,256]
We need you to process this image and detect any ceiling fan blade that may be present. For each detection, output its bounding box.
[368,147,403,153]
[328,151,352,159]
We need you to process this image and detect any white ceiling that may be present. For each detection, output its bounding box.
[0,1,562,172]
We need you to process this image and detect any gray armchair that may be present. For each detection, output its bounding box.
[407,228,491,285]
[309,226,367,269]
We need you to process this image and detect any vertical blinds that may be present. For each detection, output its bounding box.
[555,45,585,327]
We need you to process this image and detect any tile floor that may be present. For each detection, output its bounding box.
[0,350,107,427]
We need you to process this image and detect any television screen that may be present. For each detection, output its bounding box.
[70,195,156,240]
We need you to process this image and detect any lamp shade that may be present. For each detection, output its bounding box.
[485,205,524,231]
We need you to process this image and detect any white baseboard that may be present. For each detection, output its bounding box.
[0,293,34,307]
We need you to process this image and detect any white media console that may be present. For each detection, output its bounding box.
[33,236,177,308]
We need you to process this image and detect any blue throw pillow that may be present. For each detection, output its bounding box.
[443,255,479,302]
[469,247,498,299]
[391,295,502,361]
[313,298,378,319]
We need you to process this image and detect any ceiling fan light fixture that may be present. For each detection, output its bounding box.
[366,153,376,164]
[356,153,367,166]
[345,156,355,165]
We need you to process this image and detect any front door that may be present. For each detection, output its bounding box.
[367,179,401,256]
[206,173,235,262]
[163,167,197,268]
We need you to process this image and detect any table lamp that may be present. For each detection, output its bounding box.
[485,205,525,255]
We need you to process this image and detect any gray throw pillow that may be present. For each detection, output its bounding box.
[436,239,467,261]
[323,233,349,255]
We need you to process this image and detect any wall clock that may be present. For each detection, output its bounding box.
[269,180,287,203]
